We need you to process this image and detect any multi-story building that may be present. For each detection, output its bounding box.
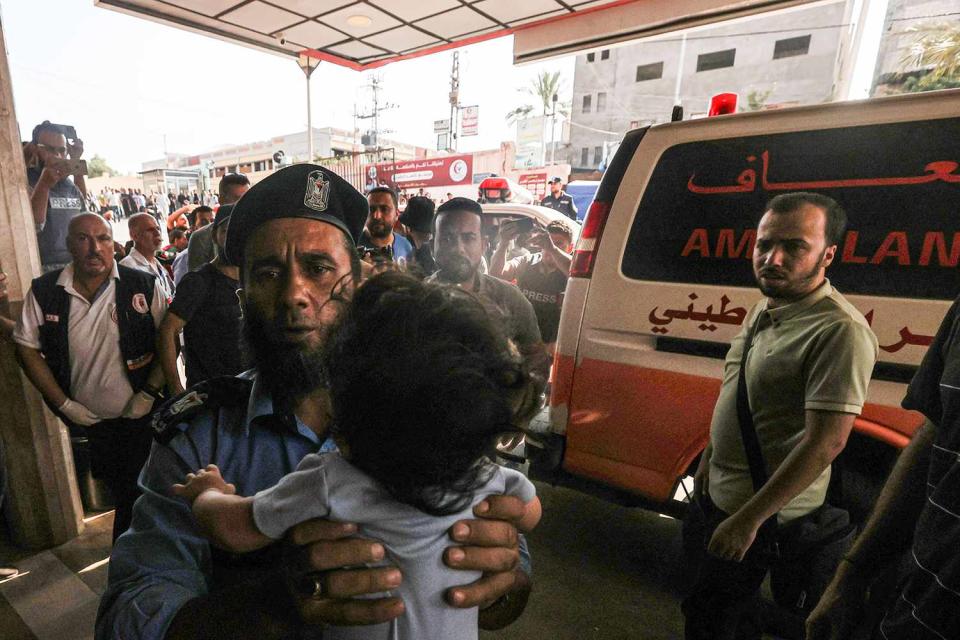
[142,127,428,193]
[568,1,850,172]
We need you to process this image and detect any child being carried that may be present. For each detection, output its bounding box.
[173,271,543,640]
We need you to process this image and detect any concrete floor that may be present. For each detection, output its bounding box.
[0,482,688,640]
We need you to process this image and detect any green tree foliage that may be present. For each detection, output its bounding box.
[899,22,960,93]
[87,154,116,178]
[505,71,570,124]
[746,88,773,111]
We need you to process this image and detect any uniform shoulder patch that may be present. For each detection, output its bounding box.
[152,375,253,444]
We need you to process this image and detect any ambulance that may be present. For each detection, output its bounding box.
[528,89,960,519]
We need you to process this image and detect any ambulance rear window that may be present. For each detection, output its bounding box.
[620,117,960,301]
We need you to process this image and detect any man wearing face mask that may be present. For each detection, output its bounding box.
[25,121,89,273]
[158,205,245,395]
[428,197,549,382]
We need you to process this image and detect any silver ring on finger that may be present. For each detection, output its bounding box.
[311,576,324,599]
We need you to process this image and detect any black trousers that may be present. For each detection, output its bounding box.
[681,494,771,640]
[87,416,153,542]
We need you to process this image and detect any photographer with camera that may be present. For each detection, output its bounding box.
[490,218,572,349]
[25,121,89,273]
[361,187,413,269]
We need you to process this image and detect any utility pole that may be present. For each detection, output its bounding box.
[356,75,395,152]
[549,93,558,165]
[297,54,321,161]
[448,51,460,152]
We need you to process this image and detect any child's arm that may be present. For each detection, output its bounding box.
[171,465,272,553]
[517,496,542,533]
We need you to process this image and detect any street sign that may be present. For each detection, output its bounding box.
[437,132,449,151]
[434,119,450,134]
[461,106,479,137]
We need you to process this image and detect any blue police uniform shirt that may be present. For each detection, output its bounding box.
[95,370,530,640]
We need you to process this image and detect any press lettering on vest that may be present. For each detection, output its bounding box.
[49,197,81,209]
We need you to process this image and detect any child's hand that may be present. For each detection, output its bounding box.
[171,464,236,503]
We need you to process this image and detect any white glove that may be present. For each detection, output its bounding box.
[122,390,156,419]
[59,399,101,426]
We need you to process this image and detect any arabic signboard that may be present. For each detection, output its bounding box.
[434,119,450,134]
[461,106,479,137]
[620,117,960,365]
[518,172,547,200]
[365,154,473,190]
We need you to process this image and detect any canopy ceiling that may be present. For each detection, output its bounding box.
[95,0,817,70]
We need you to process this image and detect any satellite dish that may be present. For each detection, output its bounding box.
[273,150,285,164]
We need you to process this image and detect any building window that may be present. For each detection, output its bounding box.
[581,147,589,167]
[586,52,595,62]
[594,146,602,166]
[582,94,592,113]
[696,49,736,72]
[636,61,664,82]
[597,92,606,113]
[600,49,609,60]
[773,35,811,59]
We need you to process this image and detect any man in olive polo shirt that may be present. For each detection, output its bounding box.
[683,192,878,640]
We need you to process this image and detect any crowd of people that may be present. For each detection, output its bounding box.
[1,119,957,640]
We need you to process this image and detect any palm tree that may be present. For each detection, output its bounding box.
[504,70,569,124]
[901,22,960,80]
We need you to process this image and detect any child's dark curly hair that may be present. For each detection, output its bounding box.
[323,271,541,516]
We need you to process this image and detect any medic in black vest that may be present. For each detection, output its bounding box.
[13,213,168,541]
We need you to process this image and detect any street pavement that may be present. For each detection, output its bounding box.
[483,481,686,640]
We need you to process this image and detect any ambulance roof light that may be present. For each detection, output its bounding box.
[708,93,738,117]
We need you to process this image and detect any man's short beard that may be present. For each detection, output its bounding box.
[241,306,328,403]
[436,252,477,284]
[367,220,392,239]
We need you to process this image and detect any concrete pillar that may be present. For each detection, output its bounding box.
[0,11,84,548]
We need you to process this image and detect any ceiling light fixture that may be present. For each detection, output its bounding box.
[346,14,372,27]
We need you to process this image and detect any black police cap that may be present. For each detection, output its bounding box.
[224,164,367,265]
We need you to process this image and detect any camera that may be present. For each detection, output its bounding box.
[358,244,393,263]
[277,32,286,45]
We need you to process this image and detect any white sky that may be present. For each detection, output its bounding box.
[2,0,573,173]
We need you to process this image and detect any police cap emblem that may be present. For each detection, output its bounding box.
[304,170,330,212]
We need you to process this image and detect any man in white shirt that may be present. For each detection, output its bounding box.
[120,213,175,300]
[14,213,168,540]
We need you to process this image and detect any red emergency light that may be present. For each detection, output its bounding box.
[708,93,738,117]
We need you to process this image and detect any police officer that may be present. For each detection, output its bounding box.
[96,165,534,640]
[14,213,168,541]
[539,177,577,221]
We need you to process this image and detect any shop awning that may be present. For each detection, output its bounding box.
[95,0,817,70]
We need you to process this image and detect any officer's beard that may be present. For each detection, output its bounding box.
[240,304,329,404]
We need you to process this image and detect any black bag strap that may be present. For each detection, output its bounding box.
[736,309,771,494]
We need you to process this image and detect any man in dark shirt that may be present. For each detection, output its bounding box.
[539,177,577,221]
[398,195,437,277]
[807,297,960,640]
[26,121,88,272]
[428,197,549,381]
[158,205,244,394]
[491,219,573,346]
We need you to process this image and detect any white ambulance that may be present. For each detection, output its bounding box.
[530,89,960,519]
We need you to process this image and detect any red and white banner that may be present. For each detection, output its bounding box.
[365,155,473,190]
[461,106,479,137]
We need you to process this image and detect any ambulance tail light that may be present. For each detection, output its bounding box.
[708,92,738,116]
[568,125,649,278]
[569,200,611,278]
